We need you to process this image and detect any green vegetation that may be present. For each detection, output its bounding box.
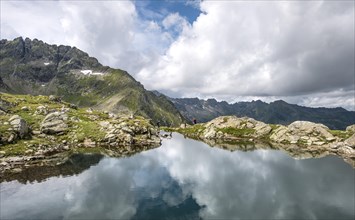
[176,124,205,137]
[329,130,352,140]
[0,92,160,158]
[2,141,27,156]
[269,124,279,131]
[71,147,106,155]
[75,121,106,142]
[216,127,255,137]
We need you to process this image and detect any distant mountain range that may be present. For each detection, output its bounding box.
[0,37,185,126]
[169,97,355,130]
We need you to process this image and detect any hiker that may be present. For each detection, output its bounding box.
[193,118,197,124]
[157,121,161,128]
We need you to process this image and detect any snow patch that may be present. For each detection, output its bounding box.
[80,70,104,76]
[41,84,46,87]
[44,62,50,66]
[80,70,93,75]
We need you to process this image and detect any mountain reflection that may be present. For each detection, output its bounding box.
[1,133,354,220]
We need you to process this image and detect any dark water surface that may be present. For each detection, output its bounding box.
[1,133,354,220]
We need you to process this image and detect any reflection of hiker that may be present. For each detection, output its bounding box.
[193,118,197,124]
[157,121,161,128]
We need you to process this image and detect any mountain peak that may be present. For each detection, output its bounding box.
[0,37,185,126]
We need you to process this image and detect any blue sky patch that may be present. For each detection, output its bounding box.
[134,0,201,24]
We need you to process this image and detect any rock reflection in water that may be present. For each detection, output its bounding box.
[202,137,355,167]
[1,154,103,183]
[0,133,354,220]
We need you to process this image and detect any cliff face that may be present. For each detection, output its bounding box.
[0,37,185,126]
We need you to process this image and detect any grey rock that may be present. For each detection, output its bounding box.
[204,126,216,139]
[254,123,272,136]
[346,125,355,133]
[35,105,48,115]
[270,121,334,144]
[8,115,29,138]
[40,112,68,134]
[21,106,29,111]
[49,95,61,102]
[345,133,355,147]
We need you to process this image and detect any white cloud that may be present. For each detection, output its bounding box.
[136,1,355,110]
[1,1,354,110]
[0,1,172,74]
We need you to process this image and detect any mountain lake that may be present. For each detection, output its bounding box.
[1,133,354,220]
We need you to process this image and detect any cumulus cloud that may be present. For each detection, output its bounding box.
[137,1,354,109]
[0,1,180,74]
[1,1,354,109]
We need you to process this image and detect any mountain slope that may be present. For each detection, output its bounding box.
[171,97,355,130]
[0,37,184,126]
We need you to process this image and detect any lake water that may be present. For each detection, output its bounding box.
[1,133,354,220]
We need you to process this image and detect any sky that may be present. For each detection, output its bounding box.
[1,0,354,110]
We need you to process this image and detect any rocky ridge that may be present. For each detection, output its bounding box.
[170,97,355,130]
[0,37,185,126]
[0,93,161,175]
[170,116,355,167]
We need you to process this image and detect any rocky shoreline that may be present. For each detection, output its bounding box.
[168,116,355,167]
[1,93,354,178]
[0,93,162,176]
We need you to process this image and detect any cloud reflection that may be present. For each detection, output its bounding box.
[153,133,354,219]
[1,133,354,220]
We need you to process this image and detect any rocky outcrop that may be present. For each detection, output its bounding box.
[270,121,335,145]
[0,93,165,174]
[100,118,160,147]
[40,112,68,135]
[202,116,271,139]
[173,116,355,167]
[8,115,29,138]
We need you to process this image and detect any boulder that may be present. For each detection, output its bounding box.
[337,146,355,158]
[35,105,48,115]
[346,125,355,133]
[21,106,29,111]
[8,115,29,138]
[270,121,334,144]
[40,112,68,134]
[49,95,61,102]
[345,133,355,147]
[254,122,272,136]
